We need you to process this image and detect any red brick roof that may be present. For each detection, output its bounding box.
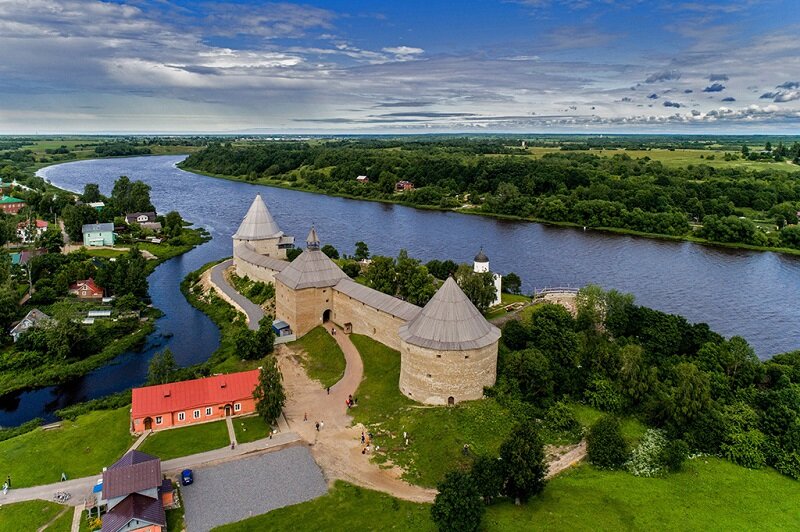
[102,451,161,500]
[131,369,260,419]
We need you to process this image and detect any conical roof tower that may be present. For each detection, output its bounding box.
[233,194,283,240]
[399,277,500,351]
[274,226,348,289]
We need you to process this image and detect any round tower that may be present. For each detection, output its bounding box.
[398,277,500,405]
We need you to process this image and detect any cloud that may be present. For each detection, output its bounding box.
[381,46,425,58]
[375,100,436,108]
[774,91,800,102]
[709,73,729,81]
[776,81,799,89]
[703,83,725,92]
[620,97,632,102]
[760,92,778,99]
[663,100,681,108]
[684,89,693,93]
[645,70,681,83]
[721,97,736,102]
[647,93,659,99]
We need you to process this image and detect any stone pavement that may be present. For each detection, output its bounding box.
[209,259,264,330]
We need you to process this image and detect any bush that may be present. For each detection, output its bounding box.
[587,415,628,469]
[584,376,625,413]
[721,429,767,469]
[661,439,689,472]
[543,402,582,440]
[625,429,668,477]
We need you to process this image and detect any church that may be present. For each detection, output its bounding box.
[232,194,500,406]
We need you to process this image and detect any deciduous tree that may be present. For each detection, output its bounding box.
[253,357,285,425]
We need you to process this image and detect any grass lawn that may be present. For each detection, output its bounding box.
[83,248,129,258]
[214,460,800,531]
[290,326,346,388]
[350,335,517,487]
[213,480,435,532]
[138,420,229,460]
[0,500,70,532]
[232,414,271,444]
[571,404,647,444]
[0,407,134,488]
[45,506,74,532]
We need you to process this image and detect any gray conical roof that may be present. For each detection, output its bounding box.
[399,277,501,351]
[274,248,348,290]
[306,226,320,249]
[474,248,489,263]
[233,194,283,240]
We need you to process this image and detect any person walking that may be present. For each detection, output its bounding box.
[2,482,7,495]
[320,420,324,430]
[315,421,320,431]
[326,386,330,395]
[304,412,308,422]
[5,475,9,488]
[361,431,365,444]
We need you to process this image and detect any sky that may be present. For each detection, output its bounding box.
[0,0,799,134]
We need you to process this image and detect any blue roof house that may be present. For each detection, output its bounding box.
[82,223,116,247]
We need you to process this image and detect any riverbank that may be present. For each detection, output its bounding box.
[178,162,800,258]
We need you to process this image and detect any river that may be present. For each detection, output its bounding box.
[1,154,798,426]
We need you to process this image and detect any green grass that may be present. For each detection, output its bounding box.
[0,407,133,488]
[233,414,271,444]
[290,326,346,388]
[82,248,128,258]
[213,480,435,532]
[0,501,69,532]
[44,506,73,532]
[571,404,647,444]
[166,484,185,531]
[350,334,517,487]
[484,458,800,530]
[138,420,229,460]
[215,460,800,531]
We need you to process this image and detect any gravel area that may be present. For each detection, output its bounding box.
[181,446,328,531]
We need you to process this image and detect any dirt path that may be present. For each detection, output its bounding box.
[277,326,437,503]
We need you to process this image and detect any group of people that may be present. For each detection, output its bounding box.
[346,394,358,409]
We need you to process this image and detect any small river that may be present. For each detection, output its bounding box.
[1,154,798,426]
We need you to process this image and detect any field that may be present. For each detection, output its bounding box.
[289,326,346,388]
[214,458,800,531]
[522,146,798,171]
[232,414,271,443]
[0,407,133,488]
[138,420,230,460]
[0,501,71,532]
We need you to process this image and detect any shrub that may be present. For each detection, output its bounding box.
[625,429,668,477]
[584,376,625,413]
[721,429,767,469]
[771,449,800,480]
[587,415,628,469]
[661,439,689,472]
[543,402,582,440]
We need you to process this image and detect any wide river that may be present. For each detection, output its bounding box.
[1,154,798,426]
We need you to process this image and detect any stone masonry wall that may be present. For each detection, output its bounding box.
[330,290,406,350]
[276,284,333,337]
[235,237,286,259]
[233,254,278,284]
[398,340,498,405]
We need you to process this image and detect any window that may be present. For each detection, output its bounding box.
[178,412,185,421]
[464,355,470,359]
[234,403,241,412]
[193,410,200,419]
[155,416,162,425]
[206,407,212,416]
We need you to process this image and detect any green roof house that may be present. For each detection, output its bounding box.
[0,195,26,214]
[82,223,116,247]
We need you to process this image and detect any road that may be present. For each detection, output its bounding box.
[209,259,264,331]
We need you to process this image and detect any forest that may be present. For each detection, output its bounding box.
[181,138,800,250]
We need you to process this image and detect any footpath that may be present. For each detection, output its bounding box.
[208,259,264,330]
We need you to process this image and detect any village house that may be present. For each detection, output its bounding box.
[82,223,116,246]
[16,219,49,243]
[89,201,105,211]
[69,278,104,300]
[356,175,369,183]
[9,308,50,342]
[9,248,44,266]
[125,212,162,232]
[0,195,26,214]
[395,180,414,191]
[94,450,171,532]
[130,369,260,433]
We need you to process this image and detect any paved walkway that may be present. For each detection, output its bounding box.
[225,417,237,446]
[0,431,302,507]
[70,506,82,532]
[209,259,264,330]
[128,430,150,451]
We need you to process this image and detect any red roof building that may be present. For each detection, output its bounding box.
[131,370,260,433]
[69,278,104,300]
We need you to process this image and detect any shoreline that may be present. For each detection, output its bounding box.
[177,162,800,259]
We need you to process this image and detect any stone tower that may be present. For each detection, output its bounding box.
[232,194,293,259]
[398,277,500,405]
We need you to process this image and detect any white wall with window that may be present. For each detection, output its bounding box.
[206,407,212,416]
[234,403,241,412]
[178,412,185,421]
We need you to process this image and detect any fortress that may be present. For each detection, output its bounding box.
[232,195,501,405]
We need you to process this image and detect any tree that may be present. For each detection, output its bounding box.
[668,362,711,428]
[36,226,64,253]
[502,272,522,294]
[469,455,504,504]
[396,249,436,305]
[61,204,97,241]
[587,415,628,469]
[234,329,261,360]
[163,211,183,238]
[455,264,496,313]
[499,424,548,504]
[81,183,103,203]
[321,244,339,259]
[365,255,397,295]
[354,241,369,261]
[0,285,18,334]
[253,357,286,425]
[341,261,360,278]
[256,315,276,356]
[501,319,529,350]
[287,248,302,261]
[430,470,485,532]
[112,247,149,298]
[147,348,177,385]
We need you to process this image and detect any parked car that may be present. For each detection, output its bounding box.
[181,469,193,486]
